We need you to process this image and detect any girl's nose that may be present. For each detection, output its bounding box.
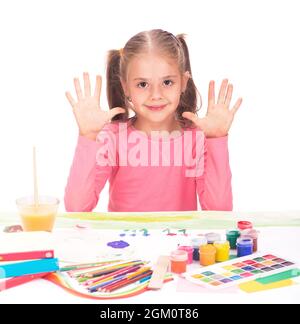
[150,84,163,100]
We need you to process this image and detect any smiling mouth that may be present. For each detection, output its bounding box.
[146,104,167,111]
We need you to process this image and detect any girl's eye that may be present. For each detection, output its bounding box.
[137,82,148,88]
[163,79,173,86]
[137,80,174,88]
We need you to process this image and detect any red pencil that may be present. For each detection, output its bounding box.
[0,250,54,262]
[0,272,51,291]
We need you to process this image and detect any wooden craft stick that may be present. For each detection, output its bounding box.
[148,255,170,290]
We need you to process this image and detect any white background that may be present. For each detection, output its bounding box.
[0,0,299,212]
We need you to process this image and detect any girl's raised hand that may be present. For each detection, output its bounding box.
[182,79,242,138]
[65,72,126,140]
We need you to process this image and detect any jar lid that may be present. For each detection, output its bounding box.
[237,221,253,230]
[191,236,207,247]
[205,232,221,243]
[199,244,217,253]
[241,229,259,239]
[178,245,193,252]
[237,237,253,246]
[170,249,188,261]
[213,240,230,248]
[226,230,240,238]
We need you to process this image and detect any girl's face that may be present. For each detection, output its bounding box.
[121,52,189,127]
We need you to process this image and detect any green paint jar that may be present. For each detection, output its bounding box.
[226,230,241,249]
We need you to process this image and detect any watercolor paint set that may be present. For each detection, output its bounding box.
[185,253,297,290]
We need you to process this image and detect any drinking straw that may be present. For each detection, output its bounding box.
[33,146,39,208]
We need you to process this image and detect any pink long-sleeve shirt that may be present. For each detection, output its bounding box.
[64,118,232,212]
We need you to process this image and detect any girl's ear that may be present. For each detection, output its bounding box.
[181,71,191,92]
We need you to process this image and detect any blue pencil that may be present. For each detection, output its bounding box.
[139,275,152,283]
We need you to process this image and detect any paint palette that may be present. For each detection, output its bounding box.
[185,253,296,290]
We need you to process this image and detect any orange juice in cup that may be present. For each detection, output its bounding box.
[16,196,59,232]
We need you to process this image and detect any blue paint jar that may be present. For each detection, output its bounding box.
[237,237,253,257]
[191,236,207,261]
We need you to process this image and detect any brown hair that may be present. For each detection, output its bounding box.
[106,29,201,128]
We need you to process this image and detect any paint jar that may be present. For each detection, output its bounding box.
[226,230,240,249]
[199,244,217,266]
[237,221,253,231]
[213,240,230,262]
[191,236,207,261]
[241,229,259,252]
[236,237,253,257]
[178,246,193,264]
[205,232,221,244]
[170,250,188,274]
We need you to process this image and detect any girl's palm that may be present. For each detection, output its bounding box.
[65,72,125,137]
[182,79,242,138]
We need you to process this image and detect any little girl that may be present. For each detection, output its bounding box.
[64,29,242,212]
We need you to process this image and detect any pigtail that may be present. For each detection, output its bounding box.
[176,34,202,128]
[106,50,129,122]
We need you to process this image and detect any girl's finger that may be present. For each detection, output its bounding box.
[231,98,243,115]
[217,79,228,104]
[225,84,233,106]
[83,72,91,97]
[182,112,204,130]
[94,75,102,102]
[182,111,198,124]
[108,107,126,120]
[65,91,76,108]
[208,80,215,108]
[74,78,83,101]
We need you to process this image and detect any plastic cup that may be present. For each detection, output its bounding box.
[170,250,188,274]
[240,229,259,252]
[226,230,241,249]
[213,240,230,262]
[199,244,217,266]
[16,196,59,232]
[178,246,194,264]
[236,237,253,257]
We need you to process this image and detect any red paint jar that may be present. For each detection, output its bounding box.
[170,250,188,274]
[237,221,253,231]
[178,246,193,264]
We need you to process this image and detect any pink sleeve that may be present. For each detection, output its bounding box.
[196,135,233,211]
[64,135,112,212]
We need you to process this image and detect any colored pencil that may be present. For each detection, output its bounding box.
[65,262,123,277]
[126,267,151,279]
[139,275,152,283]
[60,260,120,272]
[100,268,153,292]
[67,265,116,278]
[103,270,153,292]
[84,261,145,278]
[85,265,142,287]
[89,275,127,293]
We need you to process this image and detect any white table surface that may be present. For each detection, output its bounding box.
[0,211,300,304]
